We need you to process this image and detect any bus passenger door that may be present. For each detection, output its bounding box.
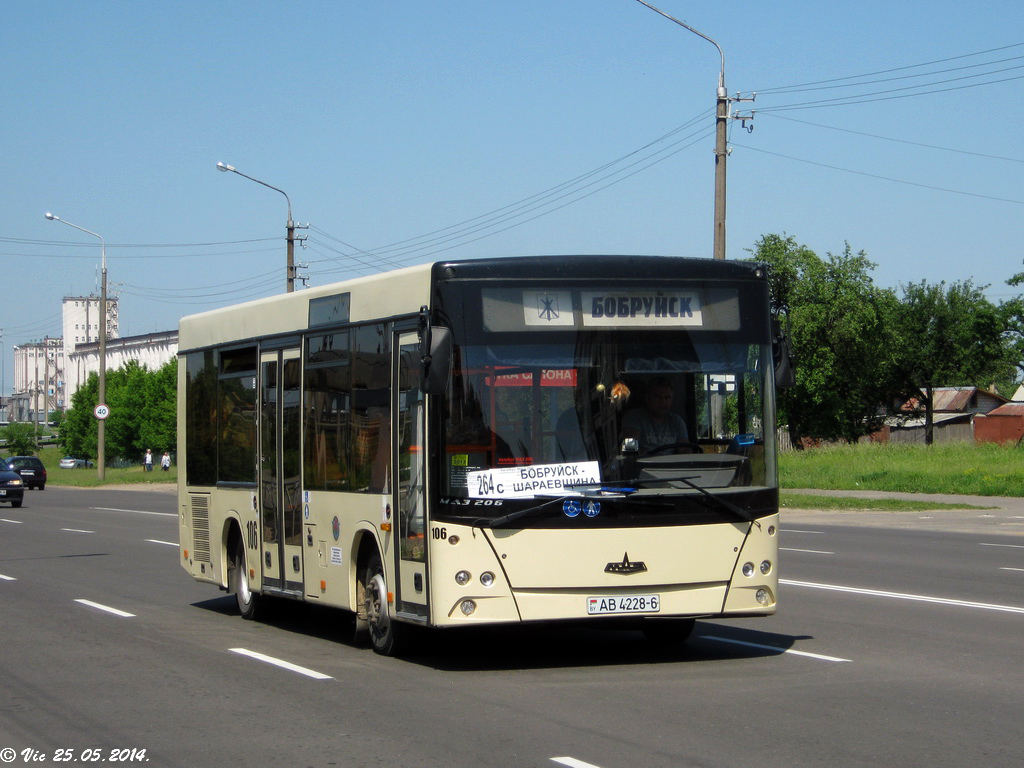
[392,332,428,620]
[260,346,304,596]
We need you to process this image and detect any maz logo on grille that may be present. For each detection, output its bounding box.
[605,552,648,575]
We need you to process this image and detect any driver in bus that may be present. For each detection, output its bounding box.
[621,376,690,454]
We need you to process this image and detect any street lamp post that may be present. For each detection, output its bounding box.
[45,212,107,481]
[216,162,296,292]
[634,0,729,260]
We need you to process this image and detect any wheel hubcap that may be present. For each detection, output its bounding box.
[366,573,389,638]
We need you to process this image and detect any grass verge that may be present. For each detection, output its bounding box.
[26,446,177,488]
[780,441,1024,497]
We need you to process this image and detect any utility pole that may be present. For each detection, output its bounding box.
[44,336,49,431]
[287,217,295,292]
[33,344,40,450]
[713,69,728,261]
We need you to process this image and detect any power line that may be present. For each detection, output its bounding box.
[340,110,714,261]
[0,236,279,248]
[760,113,1024,164]
[120,267,281,297]
[757,71,1024,112]
[755,42,1024,93]
[309,114,715,273]
[757,54,1024,96]
[0,245,282,260]
[732,142,1024,205]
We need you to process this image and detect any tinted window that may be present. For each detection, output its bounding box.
[185,350,217,486]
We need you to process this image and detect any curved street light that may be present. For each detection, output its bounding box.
[634,0,729,260]
[216,162,296,292]
[45,212,108,481]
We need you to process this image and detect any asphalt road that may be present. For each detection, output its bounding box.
[1,487,1022,768]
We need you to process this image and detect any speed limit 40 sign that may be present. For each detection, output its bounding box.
[94,404,110,420]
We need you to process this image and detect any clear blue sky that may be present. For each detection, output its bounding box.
[2,1,1022,394]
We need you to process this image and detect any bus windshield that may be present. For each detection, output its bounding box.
[439,329,775,505]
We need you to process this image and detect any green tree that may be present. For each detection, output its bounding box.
[1001,270,1024,388]
[105,359,150,461]
[2,421,38,456]
[59,373,99,459]
[139,360,177,453]
[58,360,178,463]
[896,280,1015,444]
[751,235,902,444]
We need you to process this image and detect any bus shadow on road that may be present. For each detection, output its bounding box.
[190,595,358,644]
[690,622,814,660]
[189,597,808,670]
[396,622,805,671]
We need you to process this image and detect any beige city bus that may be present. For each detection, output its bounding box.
[178,255,786,655]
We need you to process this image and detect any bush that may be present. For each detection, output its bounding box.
[0,422,38,456]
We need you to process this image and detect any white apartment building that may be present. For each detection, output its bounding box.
[8,294,179,420]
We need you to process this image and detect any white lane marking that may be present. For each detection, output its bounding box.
[999,567,1024,572]
[146,539,178,547]
[704,635,851,663]
[551,758,603,768]
[783,529,825,534]
[229,648,333,680]
[781,579,1024,615]
[980,542,1024,549]
[74,599,136,618]
[61,528,95,534]
[92,507,177,518]
[781,547,835,554]
[1,518,23,524]
[0,573,16,581]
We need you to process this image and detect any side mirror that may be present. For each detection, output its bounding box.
[422,327,452,394]
[419,306,452,394]
[772,320,795,389]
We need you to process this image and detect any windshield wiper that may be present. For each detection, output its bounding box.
[475,497,566,529]
[621,474,755,523]
[563,482,638,496]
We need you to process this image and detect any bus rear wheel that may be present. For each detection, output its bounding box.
[642,618,695,644]
[231,538,260,620]
[364,552,403,656]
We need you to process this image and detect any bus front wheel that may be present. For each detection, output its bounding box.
[231,538,260,620]
[364,552,402,656]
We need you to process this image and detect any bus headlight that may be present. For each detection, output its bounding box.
[756,589,771,606]
[742,562,755,577]
[760,560,772,575]
[460,599,477,615]
[455,570,471,585]
[480,571,495,588]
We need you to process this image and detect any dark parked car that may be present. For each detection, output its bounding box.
[7,456,47,490]
[0,466,25,507]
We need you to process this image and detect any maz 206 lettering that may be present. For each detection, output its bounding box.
[438,498,504,507]
[19,747,149,762]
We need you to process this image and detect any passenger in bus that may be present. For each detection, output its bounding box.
[621,376,690,454]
